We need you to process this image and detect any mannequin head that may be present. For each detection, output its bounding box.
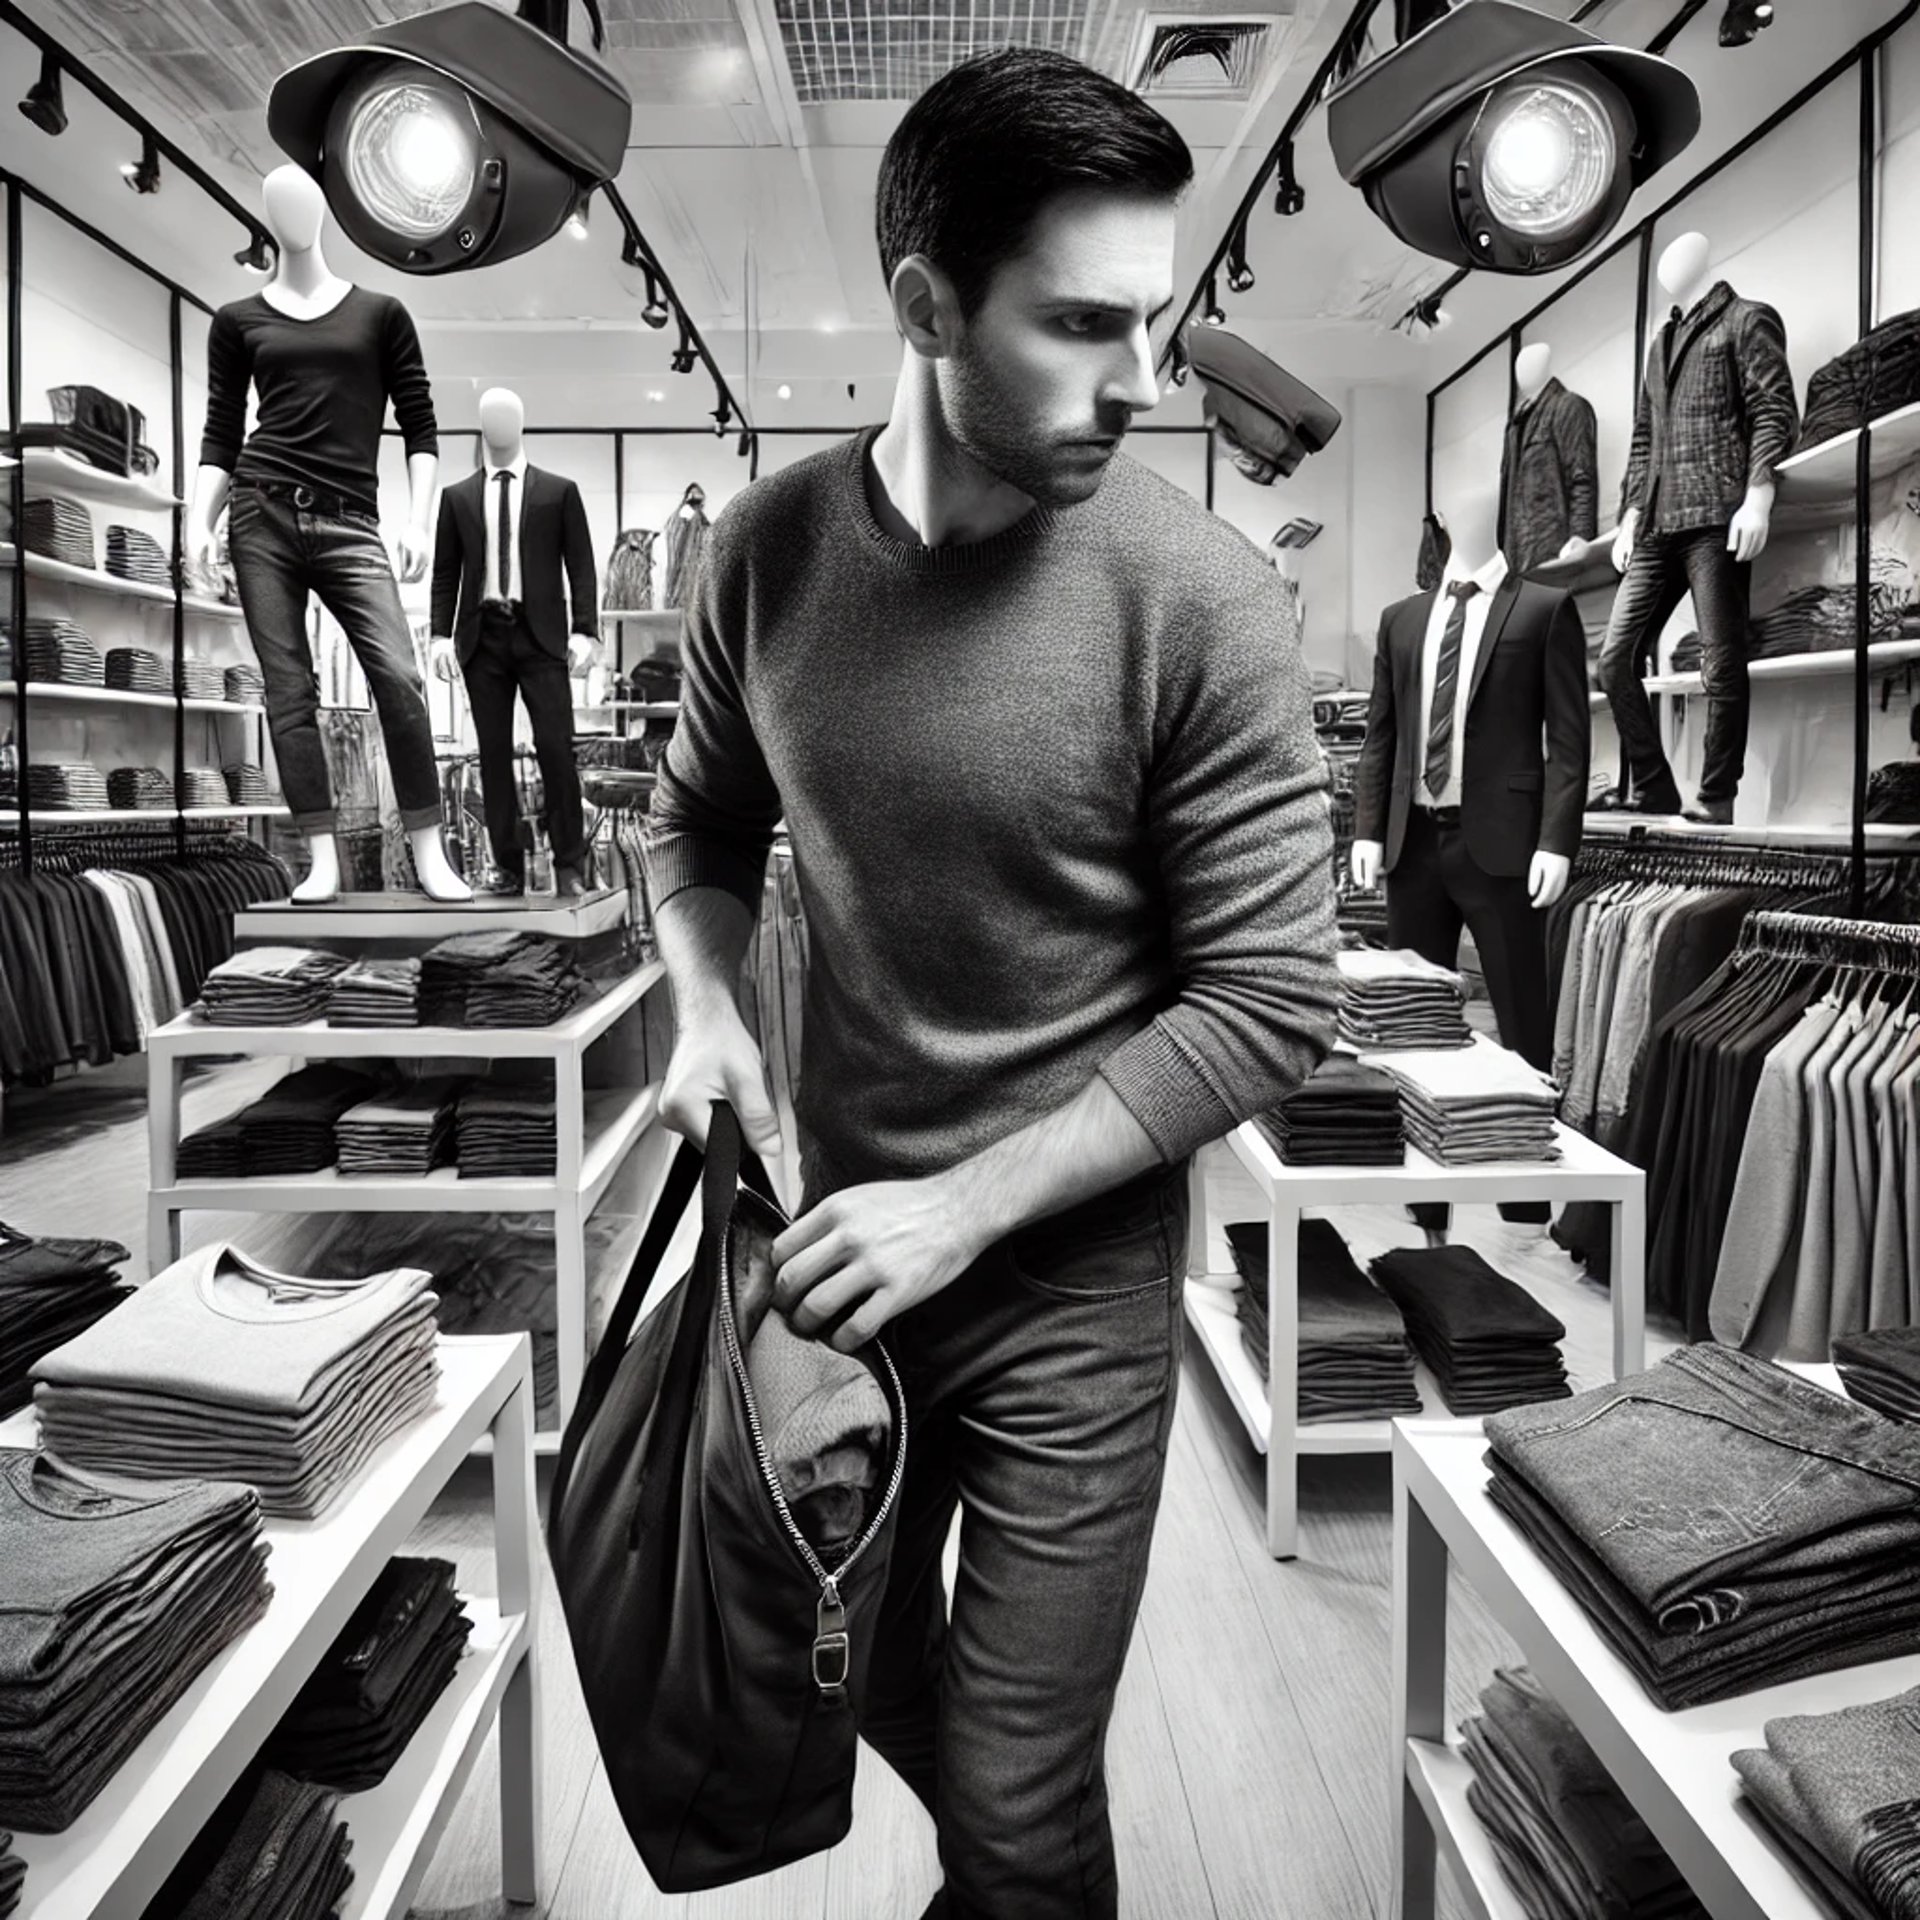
[1514,342,1552,402]
[262,164,326,254]
[1434,476,1501,576]
[1657,231,1713,308]
[478,388,526,461]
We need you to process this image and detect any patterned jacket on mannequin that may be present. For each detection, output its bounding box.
[1498,377,1598,573]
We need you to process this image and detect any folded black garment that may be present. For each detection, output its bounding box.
[1370,1244,1568,1415]
[176,1064,379,1178]
[224,663,266,705]
[136,1764,350,1920]
[178,767,228,810]
[223,763,274,806]
[1256,1054,1406,1167]
[19,763,109,810]
[0,1223,130,1288]
[420,931,583,1028]
[0,1283,131,1416]
[103,647,170,694]
[106,767,172,812]
[104,524,170,588]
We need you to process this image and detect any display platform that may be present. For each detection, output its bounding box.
[236,887,626,944]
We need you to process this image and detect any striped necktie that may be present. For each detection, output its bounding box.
[1424,580,1481,800]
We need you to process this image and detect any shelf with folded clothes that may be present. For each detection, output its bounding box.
[182,803,289,820]
[0,1333,540,1920]
[1773,396,1920,509]
[0,681,265,716]
[1403,1740,1529,1920]
[0,543,245,620]
[15,446,182,513]
[1641,636,1920,695]
[1389,1386,1920,1920]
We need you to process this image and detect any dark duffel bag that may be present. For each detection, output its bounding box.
[547,1101,907,1892]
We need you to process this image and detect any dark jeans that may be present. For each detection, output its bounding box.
[803,1152,1188,1919]
[1598,527,1751,807]
[461,605,587,875]
[227,483,443,834]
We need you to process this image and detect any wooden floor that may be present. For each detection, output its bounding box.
[0,1060,1680,1920]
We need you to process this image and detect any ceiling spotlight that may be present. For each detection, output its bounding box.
[267,0,633,274]
[19,54,65,138]
[234,230,277,274]
[566,194,590,238]
[1327,0,1699,273]
[1201,277,1226,327]
[776,383,792,401]
[646,389,665,404]
[1405,292,1454,336]
[1273,139,1304,217]
[640,271,670,330]
[670,324,697,376]
[736,428,752,458]
[121,135,161,195]
[1226,225,1256,296]
[1719,0,1774,47]
[711,395,733,437]
[1167,332,1192,388]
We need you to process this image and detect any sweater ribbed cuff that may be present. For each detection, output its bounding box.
[642,832,768,918]
[1097,1018,1240,1165]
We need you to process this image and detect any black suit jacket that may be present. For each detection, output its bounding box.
[1499,378,1598,575]
[431,463,598,662]
[1620,282,1798,536]
[1350,576,1589,880]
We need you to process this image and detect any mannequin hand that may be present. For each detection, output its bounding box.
[396,526,430,583]
[1351,839,1384,891]
[1529,850,1571,910]
[1727,483,1775,564]
[1611,510,1638,575]
[567,634,595,675]
[1558,535,1589,560]
[428,638,457,683]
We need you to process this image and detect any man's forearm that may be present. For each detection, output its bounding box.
[653,884,756,1025]
[933,1075,1161,1247]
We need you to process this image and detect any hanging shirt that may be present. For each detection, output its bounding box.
[482,452,529,604]
[1417,549,1510,808]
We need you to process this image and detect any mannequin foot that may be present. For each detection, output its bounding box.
[410,826,474,903]
[554,864,590,900]
[477,871,526,901]
[1683,796,1734,826]
[290,832,340,904]
[1628,782,1683,816]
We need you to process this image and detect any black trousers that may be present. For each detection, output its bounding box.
[460,606,586,876]
[1597,528,1751,806]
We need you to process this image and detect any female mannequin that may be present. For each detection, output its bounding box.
[189,164,469,902]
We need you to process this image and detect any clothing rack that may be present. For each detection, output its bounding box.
[0,821,248,869]
[1736,906,1920,973]
[1575,837,1877,890]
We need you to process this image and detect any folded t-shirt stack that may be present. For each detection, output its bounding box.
[1833,1325,1920,1422]
[0,1831,19,1918]
[199,945,351,1025]
[1336,947,1472,1050]
[1228,1219,1421,1422]
[176,1064,377,1178]
[16,620,103,687]
[176,657,226,702]
[103,646,170,695]
[21,763,109,812]
[336,1080,463,1176]
[178,767,228,810]
[1371,1037,1560,1163]
[420,930,583,1028]
[0,1449,269,1833]
[104,524,170,588]
[106,766,172,812]
[265,1557,471,1792]
[1369,1245,1569,1414]
[457,1083,556,1178]
[1462,1668,1705,1920]
[224,662,265,705]
[0,1223,132,1419]
[33,1245,441,1521]
[326,958,421,1029]
[223,763,274,806]
[139,1765,351,1920]
[1254,1053,1405,1166]
[16,496,94,570]
[1733,1683,1920,1920]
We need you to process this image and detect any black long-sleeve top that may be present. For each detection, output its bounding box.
[199,287,439,516]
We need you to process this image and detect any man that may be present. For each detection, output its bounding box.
[645,46,1337,1919]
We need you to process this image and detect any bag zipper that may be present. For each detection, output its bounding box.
[718,1220,910,1699]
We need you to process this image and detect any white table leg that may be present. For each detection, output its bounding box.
[1612,1183,1647,1380]
[491,1345,543,1906]
[554,1049,588,1432]
[1185,1155,1209,1283]
[146,1048,182,1277]
[1391,1457,1448,1920]
[1266,1198,1300,1560]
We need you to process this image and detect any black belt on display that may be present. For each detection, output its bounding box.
[1417,803,1463,827]
[234,477,377,523]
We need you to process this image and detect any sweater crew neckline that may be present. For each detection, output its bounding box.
[842,426,1062,575]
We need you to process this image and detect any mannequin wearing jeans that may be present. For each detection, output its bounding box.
[1596,230,1798,825]
[430,388,598,898]
[187,164,469,903]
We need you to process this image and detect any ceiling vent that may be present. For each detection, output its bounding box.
[1132,16,1281,97]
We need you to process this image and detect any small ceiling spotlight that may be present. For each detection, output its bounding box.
[712,394,733,437]
[640,272,670,330]
[669,322,697,375]
[777,383,792,400]
[736,428,752,457]
[1201,276,1226,326]
[1404,291,1454,336]
[121,135,161,195]
[1226,224,1256,295]
[1273,139,1305,217]
[234,230,277,273]
[1719,0,1774,47]
[19,54,66,138]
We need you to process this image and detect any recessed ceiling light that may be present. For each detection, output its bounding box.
[647,390,665,403]
[777,383,792,400]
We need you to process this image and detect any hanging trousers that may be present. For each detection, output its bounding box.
[1597,528,1751,807]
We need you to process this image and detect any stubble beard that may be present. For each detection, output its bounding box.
[939,335,1110,510]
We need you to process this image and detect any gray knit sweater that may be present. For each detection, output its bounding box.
[645,426,1338,1185]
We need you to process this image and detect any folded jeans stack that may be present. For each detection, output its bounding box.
[1336,947,1473,1050]
[1461,1667,1706,1920]
[456,1082,556,1178]
[32,1245,441,1521]
[176,657,226,702]
[0,1450,269,1832]
[1228,1219,1422,1422]
[139,1765,351,1920]
[104,524,170,589]
[15,497,95,570]
[335,1080,463,1176]
[0,1223,133,1418]
[224,662,266,705]
[224,763,274,806]
[1733,1683,1920,1920]
[1255,1052,1405,1166]
[420,930,583,1029]
[1372,1037,1561,1163]
[327,958,420,1028]
[199,945,351,1025]
[178,767,228,810]
[105,767,172,812]
[176,1064,378,1178]
[103,647,170,695]
[1834,1325,1920,1423]
[1369,1245,1569,1414]
[21,764,109,813]
[1484,1347,1920,1707]
[11,618,102,687]
[265,1557,472,1792]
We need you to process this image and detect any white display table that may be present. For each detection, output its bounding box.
[1389,1384,1920,1920]
[5,1333,541,1920]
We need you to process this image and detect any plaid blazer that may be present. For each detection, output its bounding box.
[1620,282,1798,535]
[1498,377,1598,574]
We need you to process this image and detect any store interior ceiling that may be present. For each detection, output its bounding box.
[0,0,1907,429]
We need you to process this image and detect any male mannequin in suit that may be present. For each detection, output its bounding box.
[1351,477,1589,1074]
[431,386,598,897]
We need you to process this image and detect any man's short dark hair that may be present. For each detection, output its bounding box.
[876,47,1194,318]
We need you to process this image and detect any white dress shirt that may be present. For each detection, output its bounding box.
[1416,549,1509,808]
[482,452,529,604]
